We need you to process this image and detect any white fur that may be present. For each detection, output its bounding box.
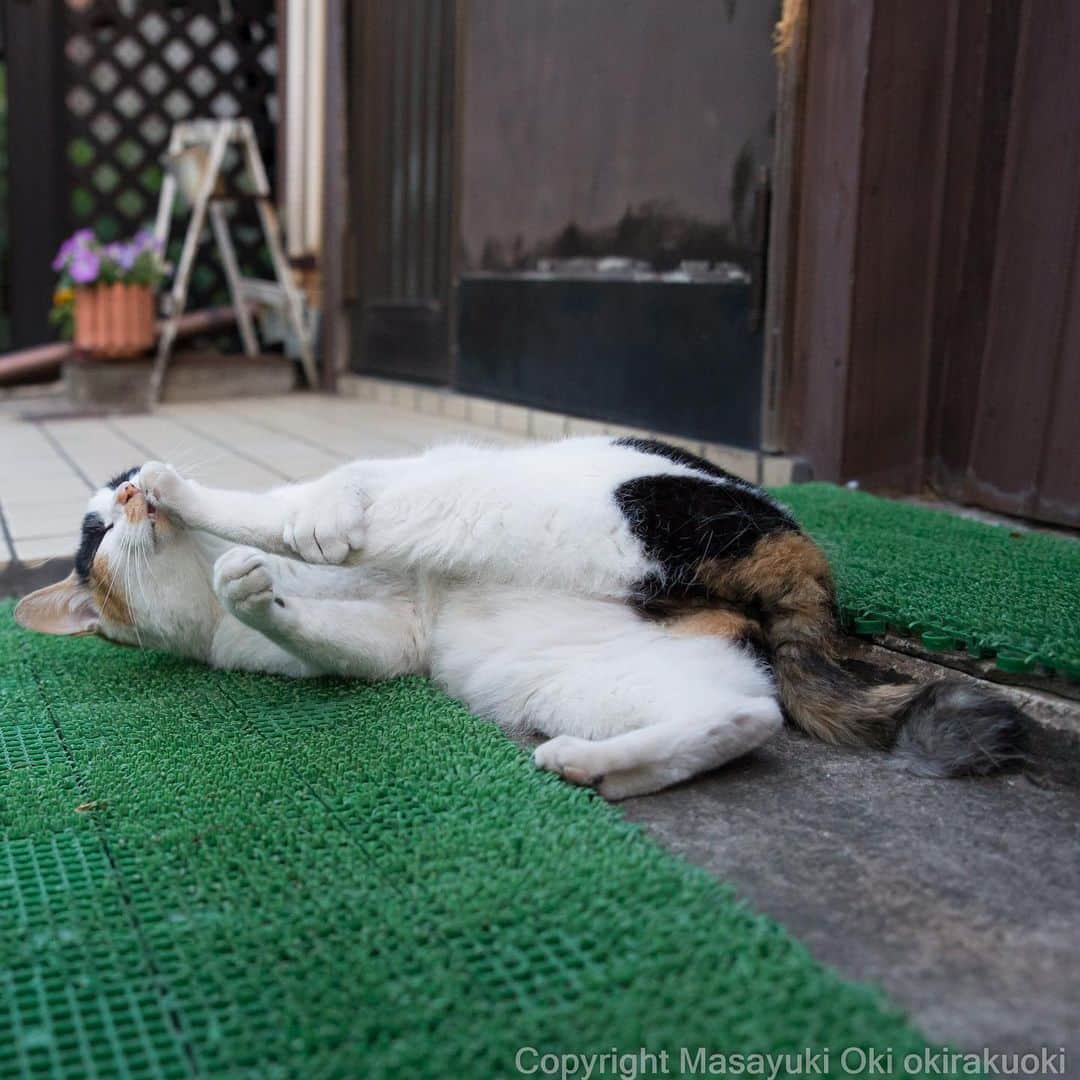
[432,588,780,797]
[139,438,702,596]
[48,439,782,798]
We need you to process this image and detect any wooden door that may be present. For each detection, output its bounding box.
[788,0,1080,526]
[928,0,1080,527]
[347,0,459,384]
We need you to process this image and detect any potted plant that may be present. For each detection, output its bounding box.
[51,229,166,358]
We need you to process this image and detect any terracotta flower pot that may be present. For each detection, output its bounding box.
[74,283,156,359]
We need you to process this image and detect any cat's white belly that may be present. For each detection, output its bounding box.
[429,584,775,740]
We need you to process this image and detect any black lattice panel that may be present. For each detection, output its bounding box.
[61,0,278,311]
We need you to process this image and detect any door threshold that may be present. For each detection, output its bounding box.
[339,374,809,487]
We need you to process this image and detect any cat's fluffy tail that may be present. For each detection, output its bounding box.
[770,644,1029,776]
[709,531,1030,776]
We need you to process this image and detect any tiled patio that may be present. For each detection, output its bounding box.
[0,392,523,567]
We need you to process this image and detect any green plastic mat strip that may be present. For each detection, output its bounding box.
[774,484,1080,681]
[0,607,964,1078]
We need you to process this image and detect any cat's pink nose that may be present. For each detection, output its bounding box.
[116,482,138,506]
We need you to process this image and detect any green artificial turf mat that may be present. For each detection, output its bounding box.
[774,484,1080,679]
[0,607,969,1079]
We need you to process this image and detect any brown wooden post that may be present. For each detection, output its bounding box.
[924,0,1023,502]
[789,0,1080,523]
[962,0,1080,525]
[784,0,875,481]
[787,0,954,489]
[760,0,809,453]
[319,0,349,391]
[841,0,953,490]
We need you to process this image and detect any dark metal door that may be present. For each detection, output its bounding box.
[454,0,777,447]
[347,0,458,384]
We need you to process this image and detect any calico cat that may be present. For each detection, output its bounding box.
[15,436,1026,798]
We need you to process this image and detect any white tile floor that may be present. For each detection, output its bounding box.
[0,393,525,566]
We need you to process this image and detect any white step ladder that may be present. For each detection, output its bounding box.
[149,118,317,404]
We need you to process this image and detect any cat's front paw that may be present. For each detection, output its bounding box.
[138,461,192,521]
[214,546,281,625]
[282,477,368,565]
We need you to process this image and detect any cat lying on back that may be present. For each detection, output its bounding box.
[16,436,1026,798]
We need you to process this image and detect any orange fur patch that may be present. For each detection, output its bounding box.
[122,494,150,524]
[697,531,835,652]
[725,532,832,603]
[668,607,763,647]
[696,531,903,748]
[91,552,135,626]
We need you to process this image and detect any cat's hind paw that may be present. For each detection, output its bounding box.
[533,735,604,788]
[534,735,660,800]
[214,546,281,625]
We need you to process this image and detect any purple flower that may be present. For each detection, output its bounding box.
[107,242,137,271]
[52,228,159,284]
[132,228,162,254]
[69,249,101,285]
[52,228,96,271]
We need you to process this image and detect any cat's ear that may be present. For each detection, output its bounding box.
[14,573,101,636]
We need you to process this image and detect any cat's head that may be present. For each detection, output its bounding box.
[14,465,219,651]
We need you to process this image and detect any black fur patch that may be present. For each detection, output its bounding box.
[614,436,741,482]
[732,622,771,666]
[108,466,139,489]
[616,473,798,609]
[74,512,110,582]
[72,468,135,581]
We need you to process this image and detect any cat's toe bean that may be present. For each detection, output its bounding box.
[533,735,603,787]
[230,566,272,601]
[214,545,260,582]
[213,548,277,616]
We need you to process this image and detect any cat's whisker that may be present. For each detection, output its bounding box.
[129,547,150,650]
[145,445,220,481]
[124,552,145,643]
[123,531,149,650]
[164,447,227,478]
[98,531,126,622]
[182,455,231,480]
[171,451,214,474]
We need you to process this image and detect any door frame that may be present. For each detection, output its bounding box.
[343,0,462,386]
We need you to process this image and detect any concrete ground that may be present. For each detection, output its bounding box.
[619,723,1080,1062]
[0,389,522,568]
[1,389,1076,1063]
